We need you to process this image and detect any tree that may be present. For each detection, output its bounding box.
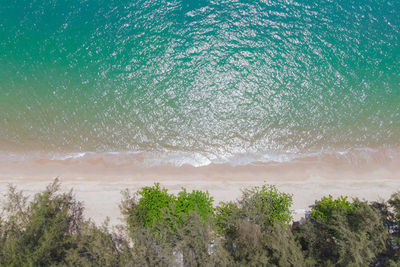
[215,184,294,235]
[120,184,219,266]
[0,180,84,266]
[371,192,400,265]
[64,220,123,266]
[239,185,293,226]
[120,183,176,230]
[175,188,214,224]
[215,185,305,266]
[0,179,122,266]
[296,196,387,266]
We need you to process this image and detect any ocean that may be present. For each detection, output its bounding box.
[0,0,399,167]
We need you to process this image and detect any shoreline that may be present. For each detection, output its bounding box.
[1,177,398,226]
[1,155,400,225]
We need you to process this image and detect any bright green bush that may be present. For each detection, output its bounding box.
[120,185,223,266]
[215,185,294,236]
[311,195,354,222]
[120,183,214,231]
[175,188,214,222]
[135,183,176,227]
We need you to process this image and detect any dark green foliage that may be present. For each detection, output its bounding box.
[239,185,293,226]
[215,201,240,236]
[215,185,293,235]
[121,225,176,267]
[215,185,305,266]
[119,209,233,267]
[296,197,387,266]
[371,192,400,265]
[120,183,220,266]
[217,217,305,266]
[387,192,400,247]
[173,211,233,267]
[64,221,122,266]
[2,181,399,266]
[0,180,122,267]
[0,180,83,266]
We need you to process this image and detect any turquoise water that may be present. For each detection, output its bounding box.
[0,0,399,165]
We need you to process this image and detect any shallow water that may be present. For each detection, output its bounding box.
[0,0,399,166]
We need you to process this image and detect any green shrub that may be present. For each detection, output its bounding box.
[215,185,305,266]
[135,183,176,227]
[175,188,214,223]
[174,211,233,267]
[371,192,400,265]
[296,197,387,266]
[239,184,293,226]
[0,180,83,266]
[215,201,240,236]
[65,220,122,266]
[3,180,397,266]
[120,183,214,231]
[311,195,354,222]
[121,224,176,267]
[120,185,225,266]
[0,180,122,267]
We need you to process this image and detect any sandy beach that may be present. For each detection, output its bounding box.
[1,152,400,226]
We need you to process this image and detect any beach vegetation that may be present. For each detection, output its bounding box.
[119,183,220,265]
[3,180,400,266]
[238,184,293,225]
[215,185,305,266]
[295,197,387,266]
[370,192,400,265]
[120,183,175,229]
[120,183,214,230]
[311,195,354,222]
[0,179,122,266]
[175,188,214,223]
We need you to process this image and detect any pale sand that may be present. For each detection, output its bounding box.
[1,156,400,225]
